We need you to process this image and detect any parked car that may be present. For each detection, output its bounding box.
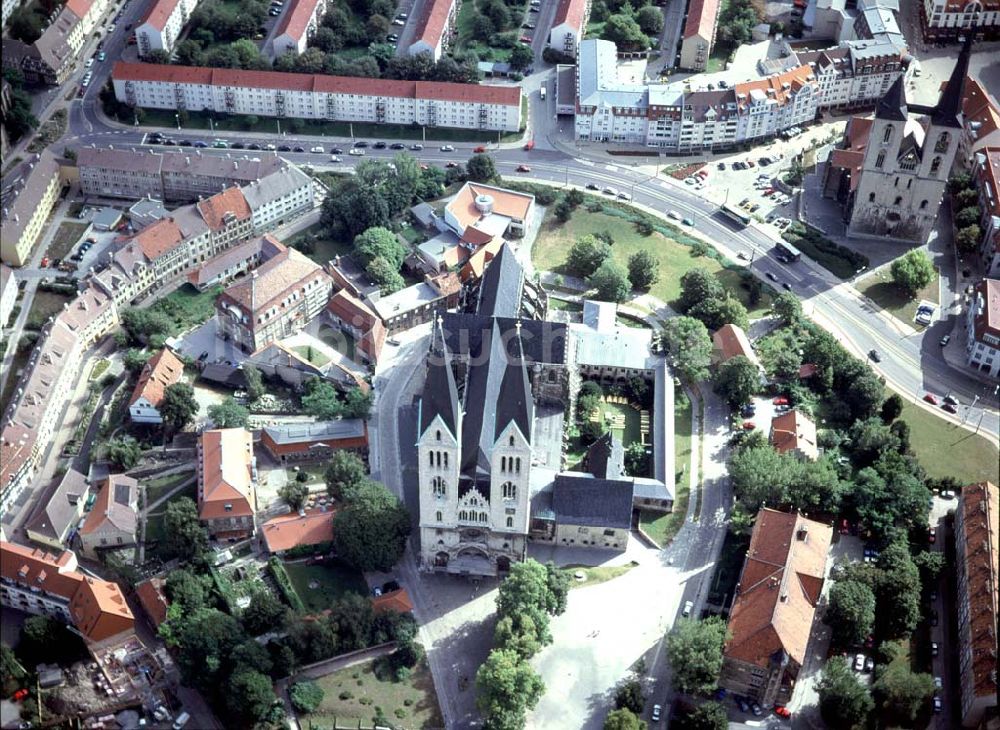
[682,218,694,226]
[923,393,939,405]
[473,145,487,153]
[751,703,762,717]
[717,162,726,170]
[943,393,959,406]
[864,657,874,673]
[773,397,789,406]
[939,334,951,346]
[602,186,617,195]
[373,141,387,149]
[651,704,661,722]
[930,610,939,626]
[839,518,850,534]
[390,142,406,149]
[741,404,755,417]
[868,349,881,362]
[766,272,778,281]
[410,143,424,150]
[310,145,324,153]
[293,146,305,152]
[942,403,957,414]
[682,601,694,617]
[354,140,369,147]
[929,527,936,543]
[516,165,531,172]
[933,696,943,713]
[736,697,749,713]
[445,161,458,168]
[853,654,866,672]
[349,148,365,156]
[439,144,455,152]
[742,421,755,431]
[586,183,600,190]
[931,641,939,657]
[934,676,943,689]
[617,192,631,201]
[774,706,791,719]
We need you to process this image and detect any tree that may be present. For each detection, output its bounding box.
[955,224,980,253]
[728,445,796,509]
[476,648,545,730]
[207,396,249,428]
[165,607,245,687]
[325,450,368,498]
[889,249,935,297]
[279,480,309,511]
[8,9,43,42]
[627,250,659,291]
[123,349,151,373]
[677,701,728,730]
[604,708,644,730]
[302,379,343,420]
[106,436,142,470]
[366,256,406,294]
[849,417,901,466]
[243,364,265,401]
[467,153,498,183]
[874,538,922,639]
[714,355,760,406]
[19,616,85,666]
[333,479,410,570]
[688,295,749,331]
[354,226,407,270]
[771,292,802,324]
[614,678,644,714]
[567,234,612,278]
[825,580,875,647]
[509,42,534,71]
[664,617,728,695]
[163,497,209,560]
[955,206,980,228]
[242,589,287,636]
[290,680,324,713]
[165,568,209,612]
[601,13,649,51]
[679,268,724,312]
[873,662,935,725]
[661,316,712,381]
[817,657,873,729]
[227,669,277,725]
[160,383,199,431]
[880,393,903,424]
[636,5,664,35]
[590,259,632,302]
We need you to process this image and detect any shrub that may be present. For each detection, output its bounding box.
[267,557,305,612]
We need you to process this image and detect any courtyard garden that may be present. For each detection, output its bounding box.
[305,657,443,728]
[281,558,368,613]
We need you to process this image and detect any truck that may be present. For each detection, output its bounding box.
[539,86,546,100]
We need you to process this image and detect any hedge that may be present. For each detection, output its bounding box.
[782,222,869,280]
[283,541,334,560]
[268,557,305,613]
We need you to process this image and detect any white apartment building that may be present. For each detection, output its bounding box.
[966,278,1000,379]
[921,0,999,42]
[0,264,16,328]
[136,0,203,57]
[548,0,589,58]
[240,165,314,232]
[112,62,522,132]
[408,0,457,61]
[573,37,904,150]
[272,0,327,58]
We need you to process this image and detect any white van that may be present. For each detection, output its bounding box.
[172,711,191,729]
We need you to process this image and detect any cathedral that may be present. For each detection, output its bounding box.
[842,38,970,243]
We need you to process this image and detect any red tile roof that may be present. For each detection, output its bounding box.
[734,65,814,112]
[132,218,186,261]
[770,410,819,460]
[275,0,323,42]
[139,0,181,31]
[725,510,832,669]
[196,187,251,231]
[136,577,169,627]
[552,0,587,31]
[413,0,455,50]
[0,541,134,643]
[112,62,521,107]
[371,588,414,614]
[79,474,139,536]
[261,508,335,553]
[218,246,330,319]
[683,0,720,40]
[972,278,1000,344]
[198,428,256,521]
[956,482,998,702]
[129,348,184,409]
[961,78,1000,145]
[712,323,757,364]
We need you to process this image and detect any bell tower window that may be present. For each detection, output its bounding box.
[882,124,894,143]
[502,482,516,501]
[875,151,885,169]
[432,476,446,497]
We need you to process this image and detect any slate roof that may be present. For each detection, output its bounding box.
[475,245,522,318]
[585,432,625,479]
[439,314,568,365]
[26,468,89,542]
[876,76,908,122]
[420,318,460,437]
[551,474,634,529]
[931,35,971,130]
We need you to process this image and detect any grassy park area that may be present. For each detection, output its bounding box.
[291,345,331,367]
[146,284,223,336]
[281,560,368,613]
[856,267,940,326]
[532,208,772,316]
[307,658,443,728]
[898,395,999,485]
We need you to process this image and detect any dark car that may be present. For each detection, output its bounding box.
[782,282,792,291]
[164,139,177,145]
[930,610,939,626]
[736,698,749,713]
[278,144,291,151]
[586,183,600,190]
[198,351,210,361]
[293,146,305,152]
[766,271,778,281]
[390,142,406,149]
[741,405,755,417]
[248,143,261,150]
[868,349,881,362]
[717,162,726,170]
[331,147,343,154]
[147,137,162,144]
[942,403,957,414]
[178,139,192,146]
[373,141,387,149]
[354,140,369,148]
[231,142,245,149]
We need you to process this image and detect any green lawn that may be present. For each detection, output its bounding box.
[532,208,772,315]
[45,221,89,260]
[639,392,693,547]
[898,394,999,484]
[549,298,583,312]
[146,283,223,336]
[291,345,331,367]
[855,267,940,326]
[566,561,638,589]
[143,471,196,506]
[581,398,644,446]
[781,222,869,280]
[285,223,352,265]
[25,291,72,330]
[282,560,368,613]
[307,657,442,728]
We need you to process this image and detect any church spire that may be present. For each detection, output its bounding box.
[931,34,972,129]
[419,316,460,438]
[876,76,908,122]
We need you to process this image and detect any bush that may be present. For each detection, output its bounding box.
[290,680,324,713]
[783,223,868,278]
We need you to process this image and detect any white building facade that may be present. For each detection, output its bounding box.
[136,0,203,56]
[112,63,522,132]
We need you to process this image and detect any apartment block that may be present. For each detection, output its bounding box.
[954,481,998,727]
[78,474,140,558]
[408,0,457,60]
[965,278,1000,378]
[957,80,1000,167]
[272,0,327,58]
[679,0,721,71]
[0,264,16,328]
[0,541,135,647]
[240,164,314,233]
[25,469,90,551]
[920,0,999,42]
[112,62,522,132]
[548,0,589,57]
[974,149,1000,278]
[216,242,333,352]
[1,151,65,266]
[77,146,287,203]
[136,0,203,57]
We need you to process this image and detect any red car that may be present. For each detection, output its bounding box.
[473,145,486,153]
[12,689,28,701]
[523,140,535,150]
[942,403,957,414]
[839,518,849,535]
[742,421,755,430]
[773,397,789,406]
[40,256,50,267]
[516,164,531,172]
[774,706,792,719]
[923,393,939,405]
[520,35,531,43]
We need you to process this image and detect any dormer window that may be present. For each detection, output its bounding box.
[224,503,232,511]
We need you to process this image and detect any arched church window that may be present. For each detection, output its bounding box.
[506,517,514,528]
[436,511,443,522]
[894,196,902,205]
[930,156,942,176]
[436,430,441,441]
[479,511,488,523]
[920,199,929,210]
[869,192,876,203]
[875,151,885,169]
[934,131,950,154]
[432,476,446,497]
[509,435,515,446]
[883,124,894,143]
[502,482,516,501]
[459,510,468,521]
